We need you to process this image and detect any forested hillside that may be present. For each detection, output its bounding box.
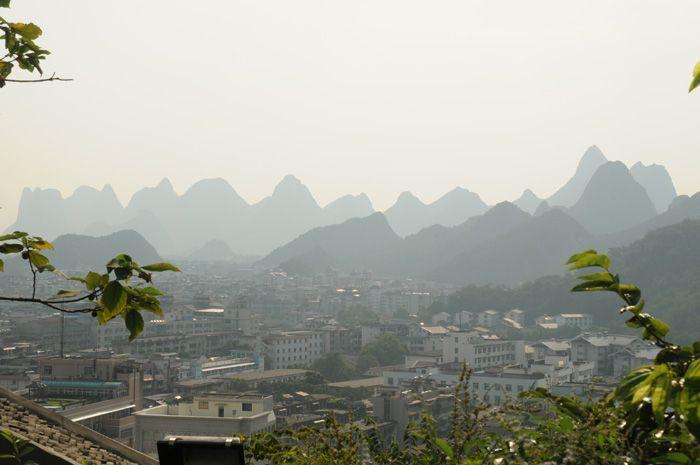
[429,218,700,343]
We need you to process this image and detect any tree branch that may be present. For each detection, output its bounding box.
[0,73,73,84]
[0,295,95,313]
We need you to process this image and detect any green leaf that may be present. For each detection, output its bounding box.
[567,252,610,271]
[140,286,163,296]
[0,231,29,241]
[27,250,51,270]
[49,289,82,300]
[690,62,700,93]
[0,243,23,254]
[576,271,614,283]
[433,438,454,459]
[125,309,144,341]
[0,0,11,8]
[571,279,616,293]
[652,452,691,464]
[142,262,180,272]
[0,258,4,272]
[9,22,42,40]
[618,284,641,305]
[565,249,597,264]
[84,271,103,291]
[27,238,53,250]
[0,61,13,79]
[650,370,670,424]
[643,317,670,341]
[100,281,127,316]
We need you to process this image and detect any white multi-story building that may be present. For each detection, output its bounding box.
[476,310,500,328]
[134,393,276,455]
[571,333,647,376]
[554,313,593,330]
[504,309,525,327]
[263,331,324,369]
[443,331,526,369]
[612,347,661,379]
[470,371,548,405]
[453,311,474,329]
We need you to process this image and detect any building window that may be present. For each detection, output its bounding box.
[218,406,225,417]
[242,403,252,412]
[198,401,209,409]
[505,384,512,392]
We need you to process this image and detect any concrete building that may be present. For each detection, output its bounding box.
[476,310,500,328]
[470,371,548,405]
[554,313,593,330]
[612,347,661,379]
[531,340,571,360]
[504,309,525,327]
[263,331,324,369]
[371,385,454,442]
[134,393,276,455]
[570,333,647,376]
[452,310,474,329]
[443,331,526,369]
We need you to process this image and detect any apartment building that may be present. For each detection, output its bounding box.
[443,331,526,369]
[470,371,548,405]
[570,333,647,376]
[263,331,324,369]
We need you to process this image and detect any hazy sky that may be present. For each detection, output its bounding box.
[1,1,699,230]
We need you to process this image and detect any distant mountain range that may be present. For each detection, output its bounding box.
[260,157,700,286]
[6,145,682,261]
[384,188,488,236]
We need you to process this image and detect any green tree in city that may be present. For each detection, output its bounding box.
[357,333,406,371]
[311,352,358,382]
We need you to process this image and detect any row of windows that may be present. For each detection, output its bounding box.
[475,354,515,365]
[276,347,322,354]
[473,382,524,392]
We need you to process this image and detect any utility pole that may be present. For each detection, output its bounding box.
[59,311,65,358]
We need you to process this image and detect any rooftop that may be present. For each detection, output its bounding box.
[217,368,309,382]
[327,377,384,389]
[0,386,156,465]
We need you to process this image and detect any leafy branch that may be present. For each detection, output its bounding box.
[0,0,70,87]
[566,249,700,462]
[0,231,179,341]
[566,249,674,349]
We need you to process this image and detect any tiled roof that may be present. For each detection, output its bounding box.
[0,386,156,465]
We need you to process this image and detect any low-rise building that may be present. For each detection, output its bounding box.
[134,393,276,455]
[571,333,648,376]
[612,347,661,378]
[470,371,548,405]
[443,331,526,369]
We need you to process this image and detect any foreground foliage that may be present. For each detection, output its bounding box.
[0,231,179,340]
[0,1,69,86]
[247,251,700,464]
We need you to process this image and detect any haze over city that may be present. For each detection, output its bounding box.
[2,0,700,230]
[2,2,700,464]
